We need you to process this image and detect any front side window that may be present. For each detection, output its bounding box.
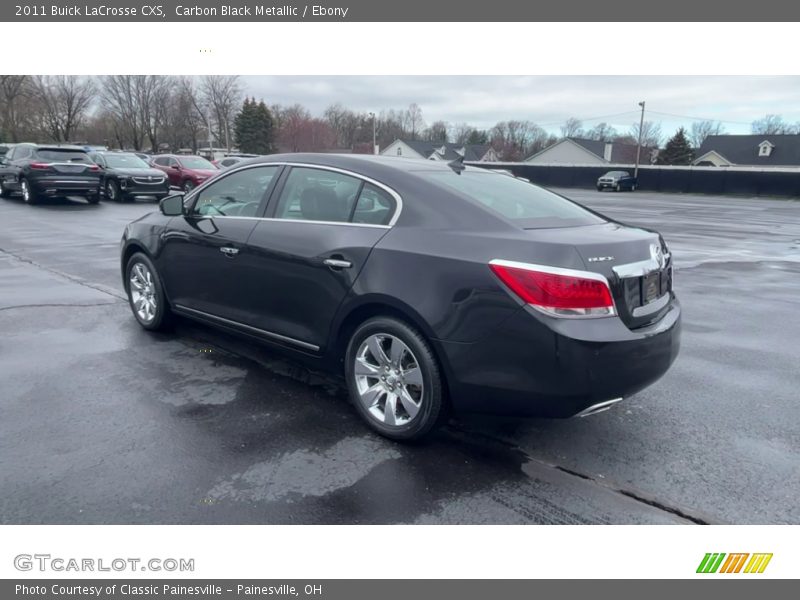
[153,156,169,166]
[274,167,362,223]
[192,166,279,217]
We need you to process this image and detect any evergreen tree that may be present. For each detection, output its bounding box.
[656,127,694,165]
[234,97,276,154]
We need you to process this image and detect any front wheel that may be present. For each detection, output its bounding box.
[615,183,621,192]
[125,252,171,331]
[20,178,37,204]
[182,180,195,193]
[345,317,445,441]
[106,180,123,202]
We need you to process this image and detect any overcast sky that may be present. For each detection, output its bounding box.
[242,75,800,136]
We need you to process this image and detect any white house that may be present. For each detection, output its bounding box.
[526,137,658,165]
[381,139,498,162]
[693,135,800,167]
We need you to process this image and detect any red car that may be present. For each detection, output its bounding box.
[150,154,219,193]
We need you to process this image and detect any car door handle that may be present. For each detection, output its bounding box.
[220,247,240,257]
[323,258,352,269]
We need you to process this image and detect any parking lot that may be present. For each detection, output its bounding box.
[1,189,798,525]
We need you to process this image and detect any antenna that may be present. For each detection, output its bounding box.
[448,154,465,174]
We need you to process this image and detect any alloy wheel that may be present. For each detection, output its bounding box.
[129,262,157,323]
[354,333,424,427]
[21,180,30,203]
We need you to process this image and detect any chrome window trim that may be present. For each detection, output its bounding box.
[185,161,404,227]
[173,304,320,352]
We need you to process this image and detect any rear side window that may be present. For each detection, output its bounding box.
[274,167,362,223]
[36,149,91,163]
[353,183,395,225]
[421,170,606,229]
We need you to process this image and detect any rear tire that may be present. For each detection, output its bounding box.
[125,252,172,331]
[615,183,621,192]
[345,316,445,441]
[20,178,37,204]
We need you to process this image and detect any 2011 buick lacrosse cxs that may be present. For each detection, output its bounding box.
[120,154,680,440]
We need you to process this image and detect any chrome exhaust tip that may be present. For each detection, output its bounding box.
[575,397,623,418]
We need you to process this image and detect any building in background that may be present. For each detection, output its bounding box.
[693,135,800,167]
[525,137,658,165]
[381,139,498,162]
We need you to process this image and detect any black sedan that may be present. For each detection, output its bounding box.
[120,154,680,440]
[597,170,637,192]
[0,143,102,204]
[90,152,170,203]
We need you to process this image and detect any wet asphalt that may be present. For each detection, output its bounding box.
[0,189,798,525]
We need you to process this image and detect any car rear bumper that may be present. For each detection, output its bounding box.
[30,178,101,196]
[436,297,681,418]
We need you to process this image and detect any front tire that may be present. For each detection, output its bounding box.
[345,317,445,441]
[615,183,621,192]
[106,180,123,202]
[125,252,171,331]
[182,180,195,193]
[0,179,10,198]
[20,178,37,204]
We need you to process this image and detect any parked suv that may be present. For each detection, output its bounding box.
[150,154,219,192]
[90,151,170,203]
[597,170,637,192]
[0,143,102,204]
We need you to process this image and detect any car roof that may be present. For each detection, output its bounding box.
[17,143,88,151]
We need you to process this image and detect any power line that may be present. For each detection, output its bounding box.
[535,111,641,127]
[646,110,754,126]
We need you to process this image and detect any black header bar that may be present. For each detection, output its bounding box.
[3,1,800,21]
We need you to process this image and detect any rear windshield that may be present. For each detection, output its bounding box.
[104,154,149,169]
[36,149,91,163]
[179,156,216,169]
[420,170,606,229]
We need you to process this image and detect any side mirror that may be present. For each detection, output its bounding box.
[160,193,185,216]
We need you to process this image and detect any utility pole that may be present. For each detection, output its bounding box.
[634,100,645,179]
[369,112,377,154]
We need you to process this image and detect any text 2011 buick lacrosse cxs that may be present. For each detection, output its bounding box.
[120,154,680,440]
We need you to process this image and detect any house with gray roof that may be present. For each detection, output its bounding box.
[381,139,498,162]
[525,137,658,165]
[693,135,800,167]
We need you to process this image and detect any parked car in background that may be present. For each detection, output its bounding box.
[150,154,219,192]
[0,143,17,159]
[214,156,255,169]
[0,143,102,204]
[89,151,170,203]
[597,170,637,192]
[132,152,152,164]
[120,154,680,440]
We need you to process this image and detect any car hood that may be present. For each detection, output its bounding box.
[110,167,168,178]
[188,169,218,178]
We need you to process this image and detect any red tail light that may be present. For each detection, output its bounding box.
[29,162,52,170]
[88,164,100,171]
[489,259,616,318]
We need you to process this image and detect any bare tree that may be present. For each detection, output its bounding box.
[560,117,584,139]
[630,120,663,147]
[451,123,475,145]
[491,120,549,161]
[0,76,31,142]
[405,103,425,140]
[586,122,618,142]
[689,120,725,149]
[751,114,795,135]
[101,75,145,149]
[425,120,449,143]
[200,75,242,149]
[31,76,95,142]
